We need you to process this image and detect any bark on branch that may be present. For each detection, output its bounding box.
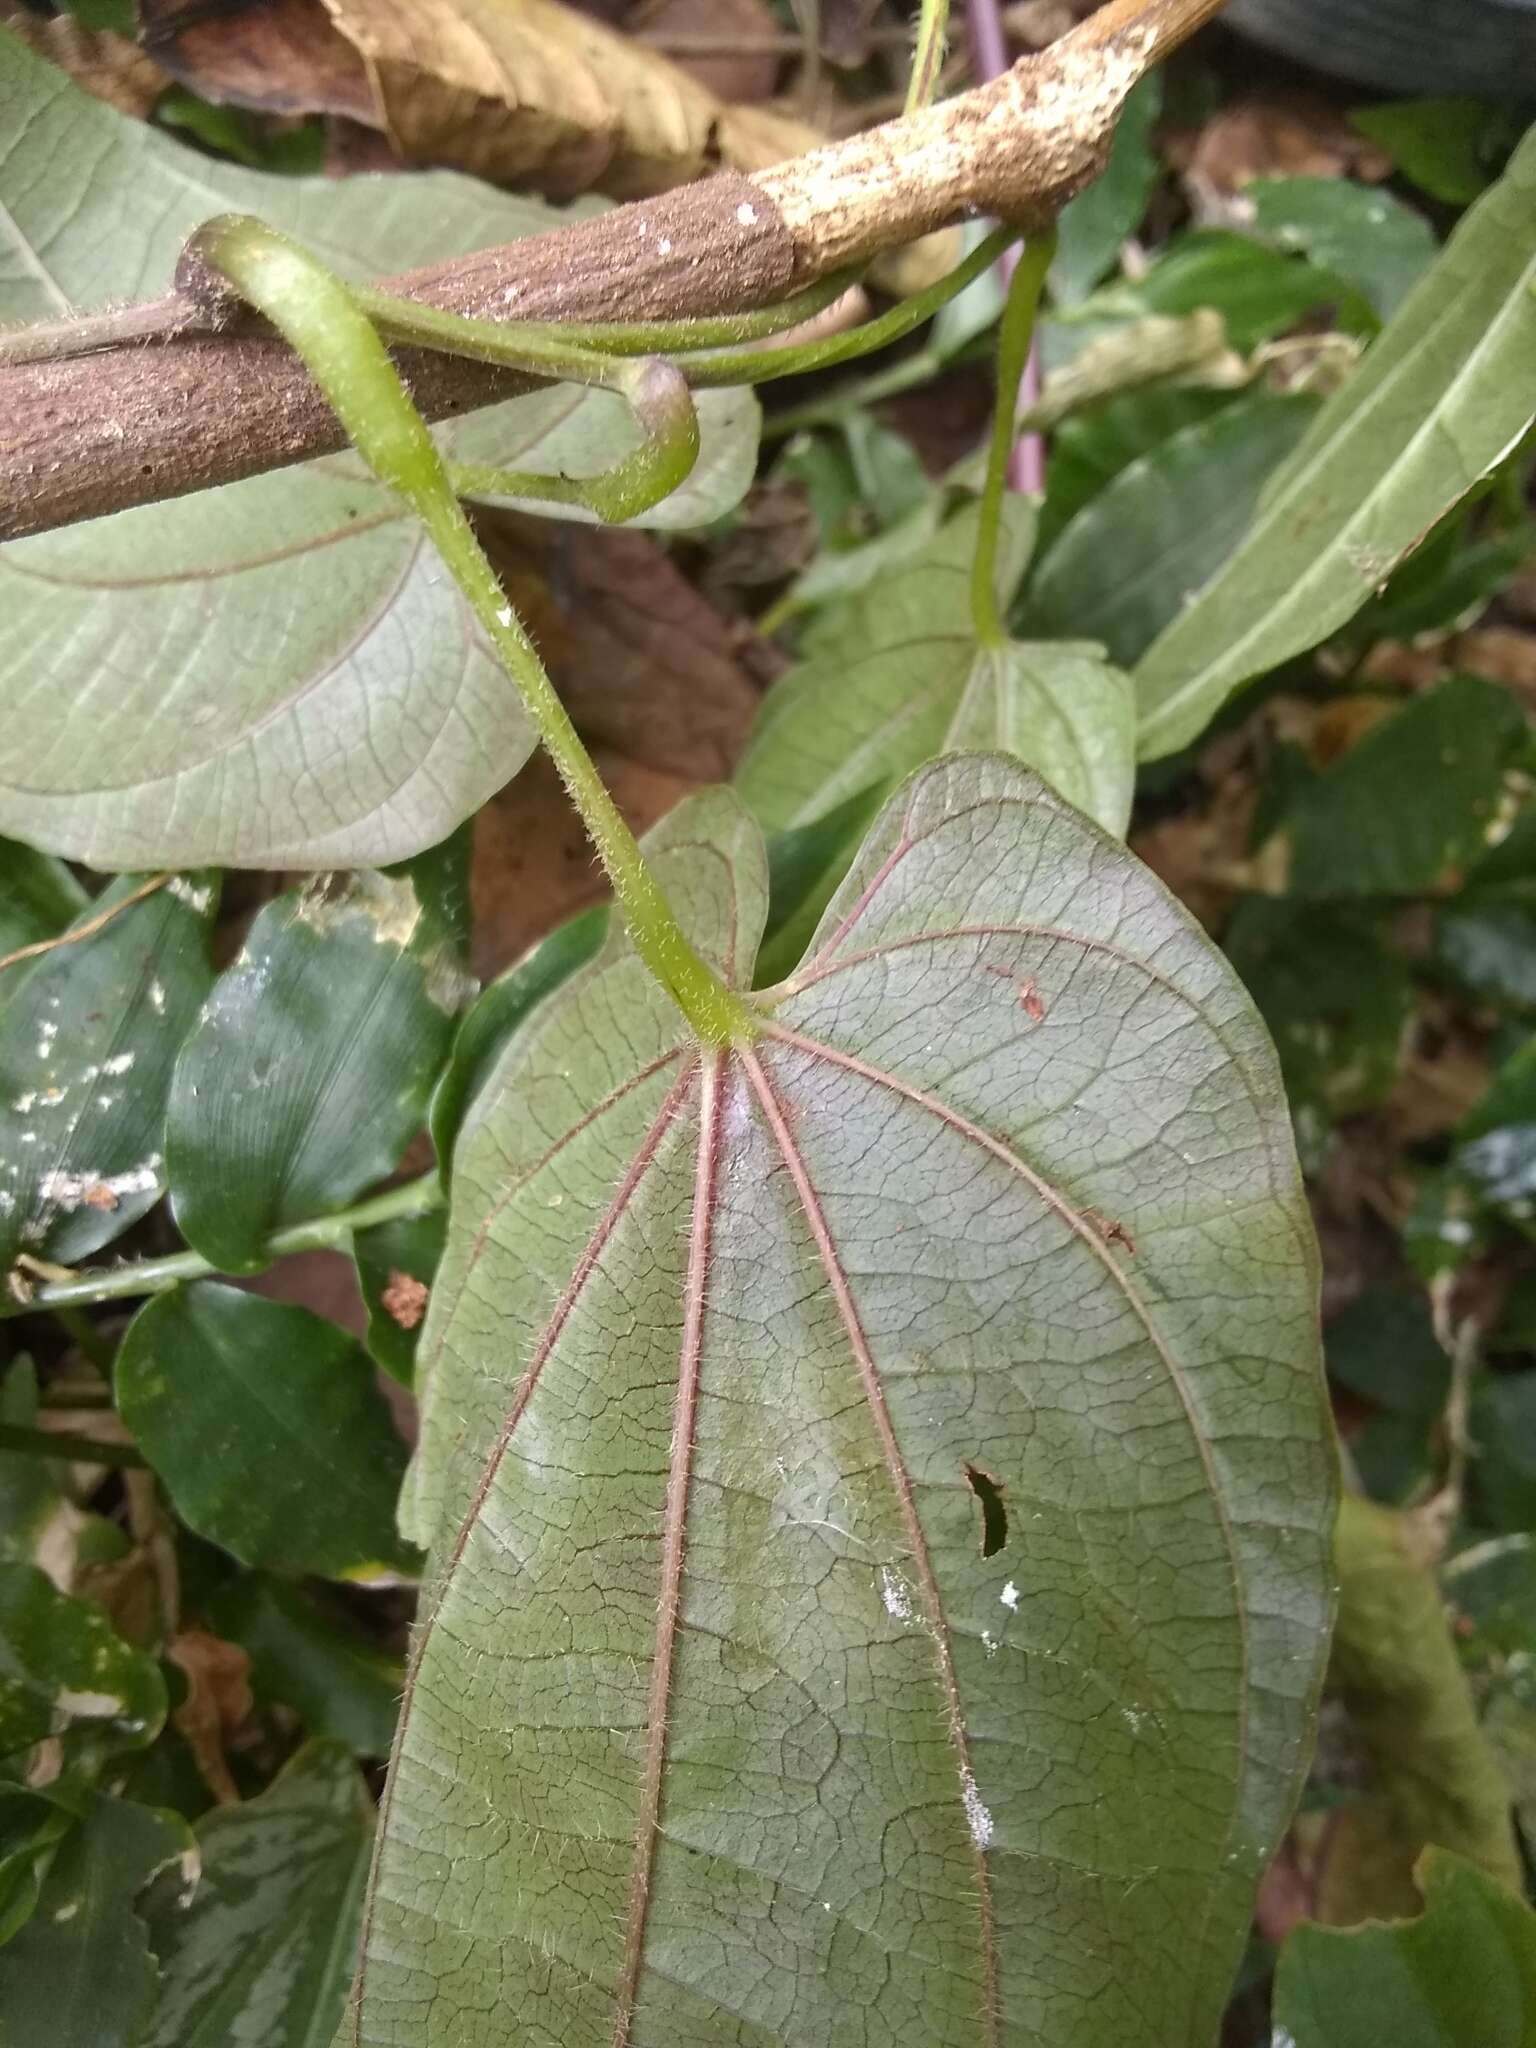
[0,0,1225,541]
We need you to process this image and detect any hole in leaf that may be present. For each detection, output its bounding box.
[963,1463,1008,1558]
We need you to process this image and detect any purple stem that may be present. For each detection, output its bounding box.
[965,0,1046,494]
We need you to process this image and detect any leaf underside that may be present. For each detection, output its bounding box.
[349,756,1335,2048]
[0,32,756,871]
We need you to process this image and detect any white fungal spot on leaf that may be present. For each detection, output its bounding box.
[879,1567,913,1623]
[999,1580,1020,1611]
[960,1767,994,1850]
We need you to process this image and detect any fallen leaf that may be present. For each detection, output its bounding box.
[470,748,693,980]
[319,0,821,198]
[1455,627,1536,702]
[1175,94,1391,198]
[169,1629,255,1807]
[627,0,781,105]
[2,7,168,118]
[478,513,763,782]
[140,0,376,122]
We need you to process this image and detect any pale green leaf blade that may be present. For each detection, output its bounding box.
[0,33,755,871]
[1274,1851,1536,2048]
[0,1793,190,2048]
[737,501,1134,839]
[357,756,1333,2046]
[1136,122,1536,760]
[167,856,470,1273]
[0,873,216,1276]
[140,1742,374,2048]
[116,1284,415,1580]
[948,640,1136,837]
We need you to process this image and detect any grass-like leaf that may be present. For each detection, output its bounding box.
[1135,119,1536,760]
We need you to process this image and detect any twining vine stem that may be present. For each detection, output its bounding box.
[971,231,1055,646]
[1,1172,443,1318]
[905,0,953,114]
[0,0,1229,538]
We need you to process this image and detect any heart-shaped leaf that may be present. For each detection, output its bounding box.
[1136,120,1536,760]
[0,872,216,1279]
[739,505,1137,839]
[167,842,472,1274]
[353,755,1334,2047]
[0,32,757,872]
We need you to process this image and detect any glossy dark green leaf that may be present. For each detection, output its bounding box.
[168,851,470,1274]
[353,1209,446,1386]
[115,1284,414,1580]
[0,34,754,873]
[429,906,609,1176]
[0,1361,66,1569]
[754,784,890,993]
[1275,1851,1536,2048]
[0,839,88,967]
[0,1562,165,1759]
[1137,125,1536,759]
[1326,1289,1449,1505]
[1248,177,1437,324]
[1285,678,1526,899]
[1024,392,1318,668]
[741,504,1137,837]
[0,873,215,1276]
[1224,896,1410,1171]
[1051,73,1162,305]
[0,1793,189,2048]
[1350,100,1506,205]
[1470,1375,1536,1532]
[1436,907,1536,1012]
[1035,388,1236,556]
[1138,228,1368,349]
[0,1784,74,1946]
[204,1575,401,1758]
[347,759,1335,2046]
[139,1741,373,2048]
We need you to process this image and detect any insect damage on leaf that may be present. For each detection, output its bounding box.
[347,755,1334,2048]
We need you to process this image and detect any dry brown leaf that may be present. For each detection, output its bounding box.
[627,0,781,105]
[169,1629,255,1807]
[479,512,763,781]
[141,0,376,121]
[471,747,696,979]
[1455,627,1536,703]
[2,8,168,119]
[318,0,815,198]
[1174,94,1391,197]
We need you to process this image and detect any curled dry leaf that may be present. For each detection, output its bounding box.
[1,7,168,118]
[318,0,821,198]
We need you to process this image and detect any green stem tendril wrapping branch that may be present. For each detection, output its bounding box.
[188,208,1044,1052]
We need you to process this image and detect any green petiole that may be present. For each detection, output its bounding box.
[970,230,1055,648]
[194,214,755,1049]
